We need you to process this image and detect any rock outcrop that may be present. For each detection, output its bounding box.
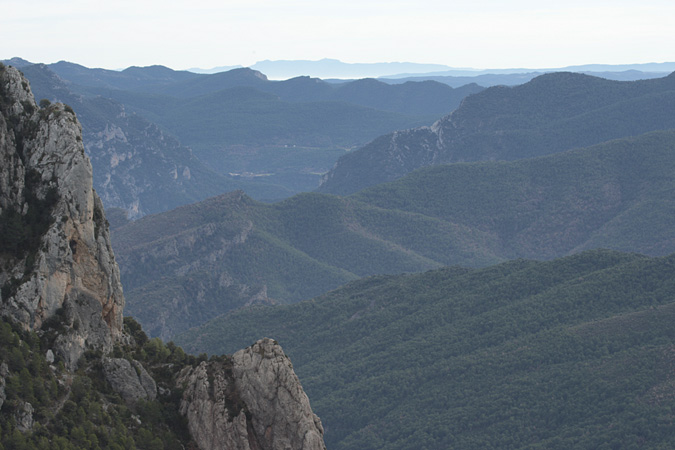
[1,64,326,448]
[179,338,326,450]
[0,362,7,411]
[102,357,158,403]
[14,401,34,432]
[0,64,124,368]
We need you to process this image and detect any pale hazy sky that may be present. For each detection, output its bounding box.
[2,0,674,71]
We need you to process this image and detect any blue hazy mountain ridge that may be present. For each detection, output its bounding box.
[47,60,202,90]
[46,63,481,118]
[243,58,675,80]
[319,71,675,195]
[112,129,675,340]
[383,62,675,79]
[27,60,484,204]
[112,80,482,151]
[381,70,670,88]
[8,59,485,212]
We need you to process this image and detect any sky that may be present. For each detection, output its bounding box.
[2,0,674,72]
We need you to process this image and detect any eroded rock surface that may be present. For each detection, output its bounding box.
[0,65,124,368]
[14,401,34,432]
[179,338,326,450]
[102,357,157,403]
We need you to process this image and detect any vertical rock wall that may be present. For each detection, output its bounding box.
[0,64,124,368]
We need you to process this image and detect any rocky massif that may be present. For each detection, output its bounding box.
[0,63,124,368]
[0,63,325,449]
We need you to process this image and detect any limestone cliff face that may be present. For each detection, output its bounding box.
[0,65,327,448]
[179,338,327,450]
[0,64,124,368]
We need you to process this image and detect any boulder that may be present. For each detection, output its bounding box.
[102,357,157,403]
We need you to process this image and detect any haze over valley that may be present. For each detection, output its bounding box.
[3,2,675,445]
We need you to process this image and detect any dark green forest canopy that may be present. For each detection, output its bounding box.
[177,249,675,450]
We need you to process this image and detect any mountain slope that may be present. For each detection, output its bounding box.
[79,73,477,151]
[176,249,675,450]
[47,60,201,91]
[113,129,675,339]
[351,129,675,258]
[319,71,675,195]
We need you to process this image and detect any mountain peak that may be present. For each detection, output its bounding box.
[230,66,269,80]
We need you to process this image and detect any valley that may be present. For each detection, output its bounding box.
[106,66,675,449]
[12,59,482,216]
[113,115,675,341]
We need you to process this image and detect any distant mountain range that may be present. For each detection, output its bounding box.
[384,62,675,79]
[383,70,672,88]
[113,129,675,339]
[185,58,675,81]
[319,71,675,195]
[6,58,482,215]
[13,54,669,83]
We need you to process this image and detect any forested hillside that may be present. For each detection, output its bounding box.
[113,129,675,339]
[176,249,675,450]
[319,71,675,195]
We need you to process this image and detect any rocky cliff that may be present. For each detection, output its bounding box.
[0,64,326,449]
[0,63,124,368]
[179,338,326,450]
